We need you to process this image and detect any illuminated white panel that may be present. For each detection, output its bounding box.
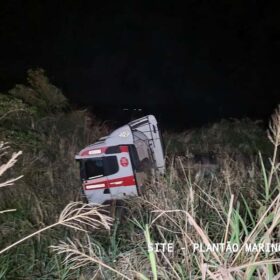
[85,183,105,190]
[88,149,102,155]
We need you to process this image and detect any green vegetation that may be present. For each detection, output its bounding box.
[0,69,108,278]
[1,69,280,279]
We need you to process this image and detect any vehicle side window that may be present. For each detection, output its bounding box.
[104,156,119,176]
[85,158,104,179]
[82,156,119,180]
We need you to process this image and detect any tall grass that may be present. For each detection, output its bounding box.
[47,106,280,279]
[0,143,113,279]
[0,70,111,278]
[1,71,280,278]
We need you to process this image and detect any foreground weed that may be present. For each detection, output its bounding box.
[51,236,131,280]
[132,219,158,280]
[0,202,113,255]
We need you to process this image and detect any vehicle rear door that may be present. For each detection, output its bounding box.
[106,146,138,199]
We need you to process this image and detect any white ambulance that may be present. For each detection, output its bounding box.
[75,115,165,204]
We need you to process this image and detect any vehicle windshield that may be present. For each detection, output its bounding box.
[80,156,119,181]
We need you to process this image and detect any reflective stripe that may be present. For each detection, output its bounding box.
[109,181,123,185]
[109,176,135,186]
[85,183,106,190]
[84,175,135,190]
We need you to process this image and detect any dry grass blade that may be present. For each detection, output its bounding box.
[59,202,113,231]
[0,150,22,177]
[229,259,280,272]
[0,202,113,255]
[268,105,280,146]
[0,209,16,214]
[267,105,280,191]
[223,194,234,246]
[0,144,22,232]
[0,144,23,188]
[0,175,24,189]
[51,238,132,280]
[152,209,222,265]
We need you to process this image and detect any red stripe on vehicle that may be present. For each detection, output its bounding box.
[84,175,136,190]
[120,145,129,152]
[108,175,135,186]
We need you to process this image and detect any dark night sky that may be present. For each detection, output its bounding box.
[1,1,280,128]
